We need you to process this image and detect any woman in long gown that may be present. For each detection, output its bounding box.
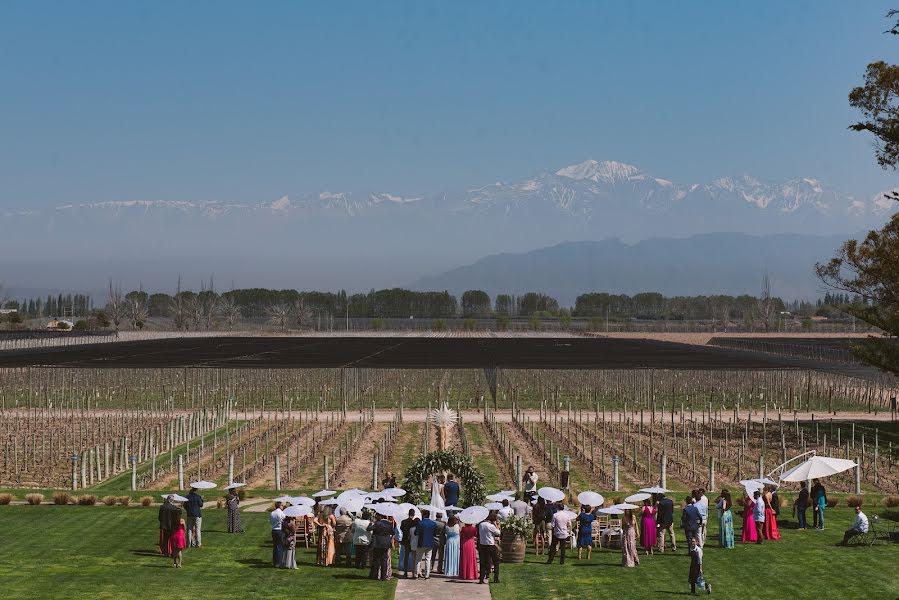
[281,517,298,569]
[621,509,640,567]
[576,505,596,560]
[740,494,758,543]
[226,490,242,533]
[763,487,780,540]
[443,516,461,576]
[718,491,735,548]
[316,509,337,566]
[640,499,657,555]
[459,523,479,580]
[430,475,446,511]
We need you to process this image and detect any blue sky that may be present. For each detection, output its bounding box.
[1,1,897,208]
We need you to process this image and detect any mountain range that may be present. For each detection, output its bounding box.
[1,159,895,300]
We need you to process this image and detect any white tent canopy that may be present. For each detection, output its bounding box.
[780,456,858,482]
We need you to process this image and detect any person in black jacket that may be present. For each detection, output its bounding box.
[185,488,204,548]
[368,516,396,581]
[399,509,419,578]
[656,493,676,552]
[794,481,810,530]
[158,496,180,556]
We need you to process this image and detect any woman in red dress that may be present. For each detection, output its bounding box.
[763,487,780,540]
[459,523,479,580]
[740,494,758,543]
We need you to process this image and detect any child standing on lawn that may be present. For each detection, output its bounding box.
[171,518,187,568]
[688,536,711,595]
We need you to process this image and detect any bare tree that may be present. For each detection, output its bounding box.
[106,279,124,332]
[266,302,292,332]
[757,272,774,332]
[217,294,242,330]
[125,286,149,330]
[169,275,189,330]
[293,299,313,329]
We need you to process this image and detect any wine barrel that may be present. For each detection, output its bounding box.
[500,534,526,563]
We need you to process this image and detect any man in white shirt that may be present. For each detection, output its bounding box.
[498,499,513,521]
[546,502,570,565]
[352,510,372,568]
[510,493,530,518]
[695,489,710,545]
[839,506,870,545]
[270,502,285,567]
[478,514,501,584]
[523,466,538,502]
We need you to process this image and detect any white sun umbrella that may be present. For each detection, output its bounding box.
[292,496,315,507]
[484,502,503,510]
[337,489,364,503]
[223,483,246,490]
[458,505,490,524]
[486,493,511,502]
[398,502,421,519]
[625,493,652,503]
[343,496,366,513]
[374,503,398,517]
[754,478,779,488]
[612,503,640,510]
[319,498,341,506]
[383,487,406,498]
[312,489,336,498]
[537,487,565,502]
[161,494,189,502]
[443,505,462,512]
[780,456,858,482]
[273,495,294,504]
[598,507,624,515]
[557,510,578,521]
[189,480,217,490]
[638,486,668,494]
[499,490,516,496]
[283,505,312,518]
[577,491,605,507]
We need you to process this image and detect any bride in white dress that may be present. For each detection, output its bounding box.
[430,474,446,510]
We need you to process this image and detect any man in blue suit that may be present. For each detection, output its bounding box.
[414,510,438,579]
[444,474,460,507]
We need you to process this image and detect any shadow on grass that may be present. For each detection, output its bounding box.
[332,573,371,580]
[236,558,269,569]
[132,549,162,557]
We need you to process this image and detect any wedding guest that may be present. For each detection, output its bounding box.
[367,513,395,581]
[170,517,187,568]
[681,496,701,550]
[641,498,657,555]
[576,504,596,560]
[498,499,513,521]
[444,515,461,577]
[185,487,204,548]
[533,496,547,555]
[740,492,757,543]
[281,517,297,569]
[270,501,285,567]
[717,491,734,548]
[762,486,780,540]
[753,490,765,544]
[812,479,827,530]
[621,509,640,567]
[399,509,419,578]
[225,488,242,533]
[335,511,354,567]
[794,481,809,530]
[353,509,372,569]
[459,518,479,580]
[511,493,530,518]
[546,502,570,565]
[688,535,711,595]
[432,510,446,574]
[158,495,179,557]
[839,505,869,546]
[656,493,676,553]
[695,489,709,545]
[478,513,501,584]
[413,510,437,579]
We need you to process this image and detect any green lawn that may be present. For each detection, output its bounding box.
[0,505,395,599]
[491,505,899,600]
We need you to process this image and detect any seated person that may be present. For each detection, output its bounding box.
[839,505,869,545]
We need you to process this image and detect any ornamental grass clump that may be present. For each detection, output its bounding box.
[76,495,97,506]
[140,496,153,507]
[117,496,132,506]
[25,493,44,505]
[0,493,13,505]
[885,496,899,508]
[53,492,72,505]
[101,495,117,506]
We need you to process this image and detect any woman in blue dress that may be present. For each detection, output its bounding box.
[576,505,596,560]
[717,491,735,548]
[443,516,461,577]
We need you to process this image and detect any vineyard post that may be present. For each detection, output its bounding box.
[130,454,137,491]
[372,444,379,491]
[612,455,620,492]
[660,453,667,489]
[516,455,523,492]
[275,455,281,491]
[854,461,861,495]
[70,453,78,490]
[708,456,715,491]
[228,454,234,484]
[757,455,764,479]
[178,455,184,490]
[324,454,330,490]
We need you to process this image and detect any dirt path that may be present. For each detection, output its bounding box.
[335,423,386,489]
[387,423,422,481]
[499,421,548,486]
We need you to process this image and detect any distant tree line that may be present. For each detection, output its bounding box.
[5,294,94,319]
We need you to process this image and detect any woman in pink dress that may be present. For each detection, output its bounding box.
[640,499,657,555]
[740,494,758,543]
[170,518,186,568]
[763,487,781,540]
[459,523,479,580]
[621,509,640,567]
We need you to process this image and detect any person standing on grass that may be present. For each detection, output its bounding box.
[414,509,437,579]
[511,492,529,518]
[478,513,501,584]
[762,486,780,540]
[657,492,676,553]
[399,509,419,578]
[353,509,372,569]
[641,498,657,555]
[185,487,204,548]
[752,490,765,544]
[794,481,809,530]
[443,515,461,577]
[281,517,298,569]
[740,492,757,543]
[688,535,712,595]
[717,491,734,549]
[621,508,640,568]
[158,495,179,556]
[444,473,460,507]
[695,489,709,546]
[170,517,187,568]
[367,513,395,581]
[523,466,538,502]
[225,489,242,533]
[532,496,547,555]
[546,502,570,565]
[681,497,701,551]
[335,510,354,567]
[498,499,513,521]
[811,479,826,529]
[459,519,480,580]
[576,504,595,560]
[270,501,285,567]
[431,510,446,574]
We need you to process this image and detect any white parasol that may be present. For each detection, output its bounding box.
[319,498,341,506]
[223,483,246,490]
[273,495,293,504]
[443,505,462,512]
[612,503,640,510]
[577,491,605,507]
[343,496,366,513]
[374,503,398,517]
[537,487,565,502]
[780,456,858,482]
[283,505,312,518]
[161,494,189,502]
[189,481,217,490]
[486,493,511,501]
[292,496,315,506]
[638,486,668,494]
[598,507,624,515]
[625,493,652,503]
[739,479,764,497]
[557,510,578,521]
[383,487,406,498]
[312,489,336,498]
[458,505,490,524]
[484,502,503,510]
